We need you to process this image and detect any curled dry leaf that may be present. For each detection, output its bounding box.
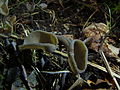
[83,23,109,39]
[83,22,120,58]
[0,0,9,16]
[83,23,109,52]
[19,30,58,53]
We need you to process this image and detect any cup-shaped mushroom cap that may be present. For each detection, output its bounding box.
[19,30,58,53]
[19,43,57,53]
[24,30,58,45]
[0,0,9,16]
[74,40,88,72]
[68,40,88,74]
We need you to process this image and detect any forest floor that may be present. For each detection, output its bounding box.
[0,0,120,90]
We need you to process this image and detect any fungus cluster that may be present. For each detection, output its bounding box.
[19,30,88,74]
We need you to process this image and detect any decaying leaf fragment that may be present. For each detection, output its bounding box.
[19,30,58,53]
[102,43,120,58]
[83,23,120,58]
[83,23,109,52]
[0,0,9,16]
[83,23,109,39]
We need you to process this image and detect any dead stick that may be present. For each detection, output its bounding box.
[20,65,32,90]
[68,74,84,90]
[87,61,120,79]
[99,50,120,89]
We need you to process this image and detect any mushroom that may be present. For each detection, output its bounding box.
[19,30,58,53]
[57,36,88,74]
[68,40,88,74]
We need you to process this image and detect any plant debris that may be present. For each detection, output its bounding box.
[0,0,120,90]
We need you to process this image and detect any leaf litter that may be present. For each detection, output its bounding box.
[0,0,120,90]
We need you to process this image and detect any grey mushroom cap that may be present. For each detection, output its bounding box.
[68,40,88,74]
[23,30,58,45]
[19,30,58,53]
[19,43,57,53]
[56,35,88,74]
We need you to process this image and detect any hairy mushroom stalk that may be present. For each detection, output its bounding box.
[19,30,58,53]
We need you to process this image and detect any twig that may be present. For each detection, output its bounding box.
[68,74,85,90]
[31,66,46,89]
[41,70,70,74]
[19,65,32,90]
[99,50,120,90]
[88,61,120,79]
[82,9,98,30]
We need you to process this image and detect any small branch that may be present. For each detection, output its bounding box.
[82,9,98,30]
[68,74,85,90]
[99,50,120,90]
[88,61,120,79]
[19,65,32,90]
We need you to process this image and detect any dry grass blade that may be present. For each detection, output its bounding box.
[88,61,120,79]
